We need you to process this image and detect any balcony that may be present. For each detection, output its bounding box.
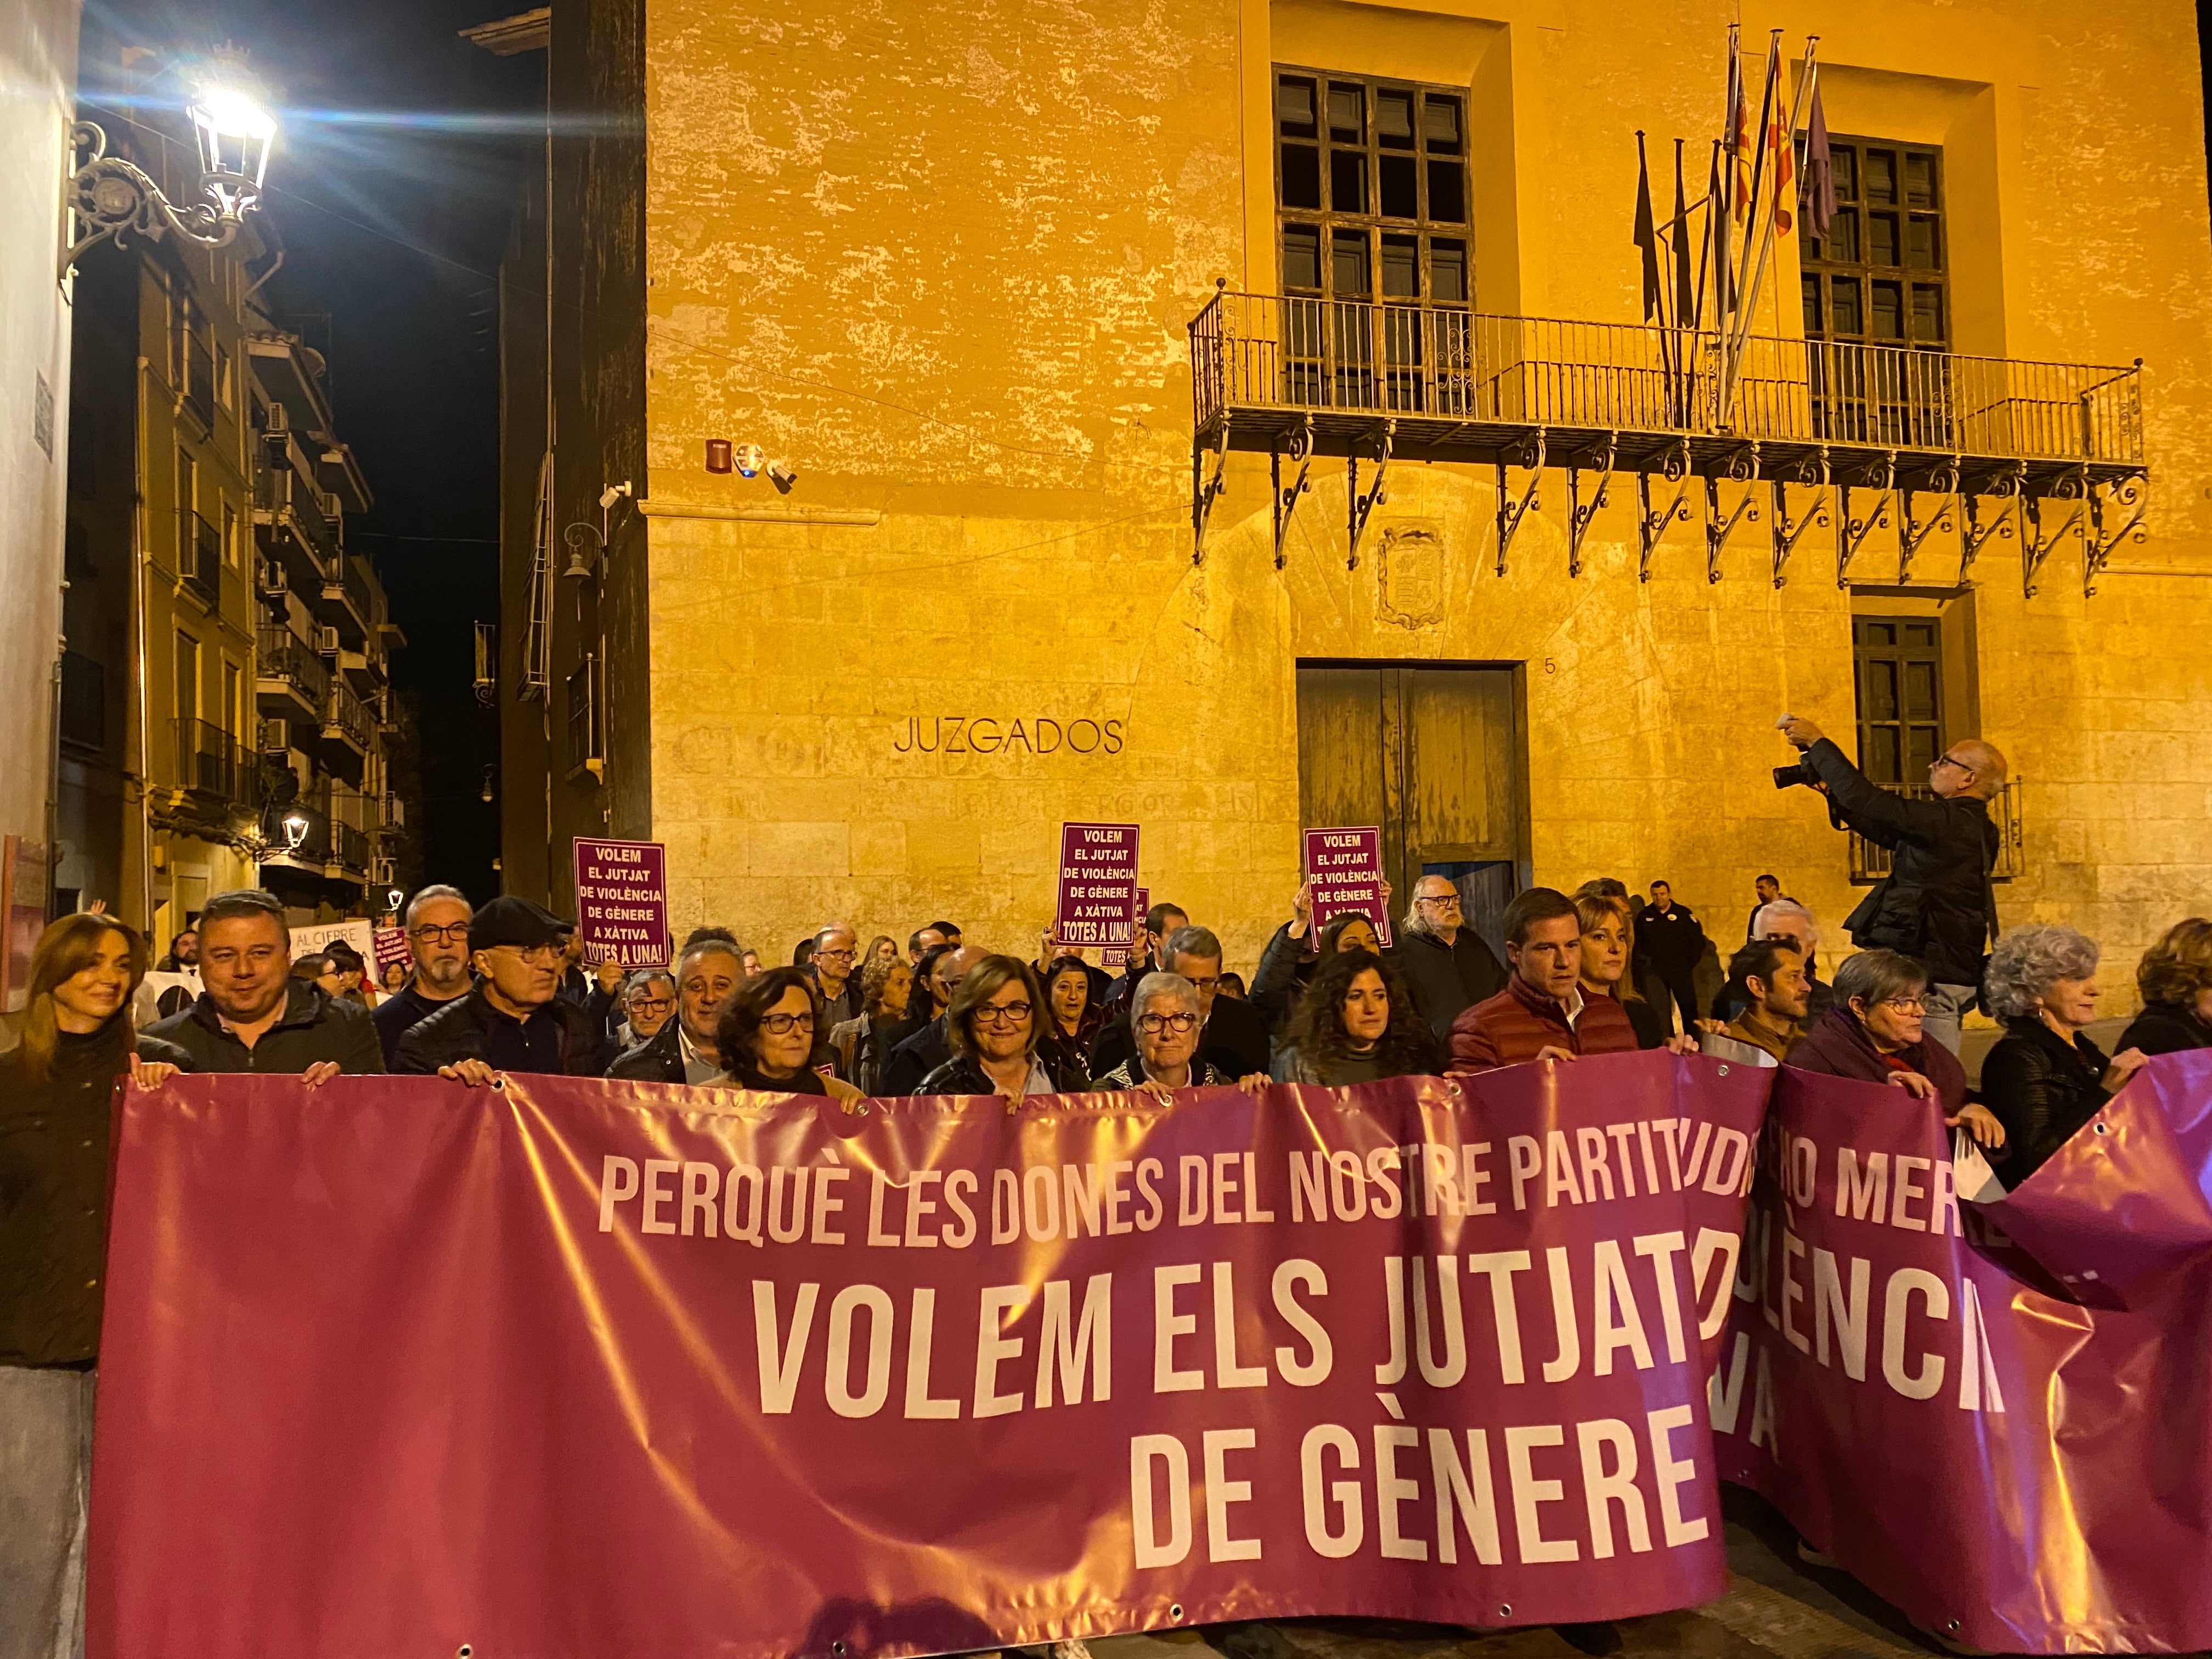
[60,651,106,753]
[255,431,338,585]
[320,676,374,775]
[178,509,222,608]
[1849,781,2023,884]
[182,334,215,430]
[316,552,374,645]
[329,785,371,878]
[257,625,330,720]
[1188,293,2146,569]
[378,791,405,831]
[172,718,250,803]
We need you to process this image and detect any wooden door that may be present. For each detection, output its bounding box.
[1295,662,1524,956]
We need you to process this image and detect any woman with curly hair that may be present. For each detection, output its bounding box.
[2119,917,2212,1057]
[1980,923,2149,1181]
[827,953,913,1096]
[1274,947,1440,1085]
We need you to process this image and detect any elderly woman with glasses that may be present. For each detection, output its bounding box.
[709,966,863,1104]
[915,955,1092,1101]
[1095,972,1271,1098]
[1980,923,2151,1181]
[1785,948,2004,1148]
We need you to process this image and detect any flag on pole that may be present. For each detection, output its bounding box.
[1730,58,1753,222]
[1768,63,1796,234]
[1804,83,1836,240]
[1708,139,1731,323]
[1671,139,1695,327]
[1633,131,1663,322]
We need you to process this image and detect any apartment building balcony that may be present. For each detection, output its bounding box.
[254,429,340,587]
[328,784,371,879]
[1187,291,2147,588]
[315,552,375,646]
[256,625,331,722]
[171,719,251,805]
[181,332,215,432]
[319,676,374,782]
[177,509,222,610]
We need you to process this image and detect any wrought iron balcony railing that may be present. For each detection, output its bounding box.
[257,624,330,709]
[1189,291,2143,480]
[172,718,249,803]
[1847,780,2023,884]
[178,509,222,606]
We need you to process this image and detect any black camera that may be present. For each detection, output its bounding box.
[1773,763,1814,789]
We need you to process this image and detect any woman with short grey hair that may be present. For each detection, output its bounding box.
[1980,924,2149,1181]
[1785,948,2003,1147]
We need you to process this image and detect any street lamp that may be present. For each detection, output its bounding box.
[281,812,309,853]
[64,48,277,275]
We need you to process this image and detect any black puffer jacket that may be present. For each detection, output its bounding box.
[605,1020,685,1084]
[1801,737,1997,987]
[392,990,613,1077]
[146,979,386,1075]
[1979,1018,2112,1183]
[915,1047,1092,1097]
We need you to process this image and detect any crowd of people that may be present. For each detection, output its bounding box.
[6,713,2212,1651]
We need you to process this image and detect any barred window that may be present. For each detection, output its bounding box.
[1275,69,1471,307]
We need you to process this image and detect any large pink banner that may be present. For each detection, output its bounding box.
[1717,1053,2212,1653]
[89,1057,1765,1659]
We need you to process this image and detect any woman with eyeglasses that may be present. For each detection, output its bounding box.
[915,955,1091,1101]
[1979,923,2149,1182]
[1273,947,1439,1085]
[1249,887,1385,1039]
[709,967,862,1104]
[1785,948,2004,1148]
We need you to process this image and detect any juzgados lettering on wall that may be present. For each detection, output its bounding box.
[893,716,1125,757]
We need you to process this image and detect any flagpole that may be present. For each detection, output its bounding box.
[1725,40,1820,424]
[1714,25,1740,422]
[1722,30,1781,425]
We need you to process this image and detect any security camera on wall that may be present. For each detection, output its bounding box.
[767,460,797,494]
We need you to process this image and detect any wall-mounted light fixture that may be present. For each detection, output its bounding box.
[280,812,309,853]
[563,481,635,579]
[64,48,277,274]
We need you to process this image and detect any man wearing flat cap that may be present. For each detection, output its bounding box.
[392,896,615,1081]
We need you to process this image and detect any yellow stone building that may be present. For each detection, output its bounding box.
[498,1,2211,1014]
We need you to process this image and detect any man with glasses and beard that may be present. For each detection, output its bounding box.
[1387,875,1505,1041]
[393,897,614,1081]
[372,884,476,1065]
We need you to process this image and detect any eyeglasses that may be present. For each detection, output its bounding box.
[1138,1012,1200,1034]
[1415,893,1462,907]
[759,1012,816,1035]
[975,1001,1034,1025]
[1931,755,1970,773]
[490,943,562,966]
[629,996,674,1015]
[410,923,470,944]
[1878,996,1927,1013]
[1182,975,1221,994]
[815,949,856,963]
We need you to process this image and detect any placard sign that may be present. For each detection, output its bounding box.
[292,918,377,966]
[1302,825,1391,949]
[371,926,411,979]
[571,838,669,968]
[1052,822,1138,947]
[1103,884,1148,969]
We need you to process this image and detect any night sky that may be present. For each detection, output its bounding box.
[80,2,2212,905]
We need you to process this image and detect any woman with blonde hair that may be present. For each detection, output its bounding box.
[2,914,193,1647]
[2120,917,2212,1057]
[1573,887,1672,1049]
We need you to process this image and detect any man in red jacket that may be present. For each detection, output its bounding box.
[1450,887,1645,1070]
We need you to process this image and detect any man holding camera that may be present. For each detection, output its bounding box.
[1775,715,2006,1054]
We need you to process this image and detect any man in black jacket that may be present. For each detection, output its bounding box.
[1087,926,1269,1080]
[607,939,741,1084]
[1098,901,1189,1014]
[394,896,614,1080]
[1635,881,1707,1035]
[372,885,475,1064]
[1780,716,2007,1054]
[148,889,385,1077]
[1386,876,1506,1042]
